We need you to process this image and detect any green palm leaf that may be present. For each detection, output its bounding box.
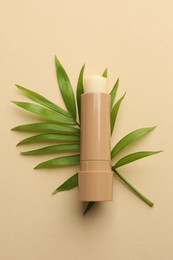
[110,78,119,108]
[21,144,80,155]
[12,101,75,125]
[111,92,126,134]
[12,58,162,214]
[76,64,85,122]
[111,126,156,159]
[55,57,76,121]
[113,151,162,169]
[17,133,80,146]
[52,173,78,194]
[15,85,71,117]
[12,123,80,134]
[35,154,80,169]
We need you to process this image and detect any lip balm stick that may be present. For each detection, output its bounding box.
[79,75,113,201]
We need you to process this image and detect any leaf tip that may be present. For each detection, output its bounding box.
[52,190,57,195]
[123,91,127,97]
[157,150,164,153]
[102,68,108,78]
[34,164,40,169]
[83,201,96,215]
[55,56,60,66]
[115,77,119,87]
[83,207,88,216]
[152,125,157,130]
[20,151,28,155]
[83,208,90,216]
[79,63,85,77]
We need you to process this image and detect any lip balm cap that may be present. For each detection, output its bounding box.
[84,75,107,93]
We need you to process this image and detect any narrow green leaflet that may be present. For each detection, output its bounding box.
[55,57,76,121]
[17,133,80,146]
[110,78,119,108]
[15,85,71,117]
[12,123,80,134]
[102,68,108,78]
[113,151,162,169]
[111,126,156,159]
[111,92,126,135]
[52,173,78,194]
[12,101,75,125]
[34,154,80,169]
[22,144,80,155]
[76,64,85,122]
[112,169,154,207]
[83,202,96,215]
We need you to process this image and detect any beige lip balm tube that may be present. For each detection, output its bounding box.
[78,75,113,201]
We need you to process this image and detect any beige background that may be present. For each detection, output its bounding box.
[0,1,173,259]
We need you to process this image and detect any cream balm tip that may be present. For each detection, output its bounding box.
[84,75,107,93]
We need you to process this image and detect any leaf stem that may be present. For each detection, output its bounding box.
[112,168,154,207]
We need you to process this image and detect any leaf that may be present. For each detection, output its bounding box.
[113,151,162,169]
[110,78,119,108]
[12,123,80,134]
[15,85,71,117]
[76,64,85,122]
[111,92,126,134]
[111,126,156,159]
[102,68,108,78]
[22,144,80,155]
[52,173,78,194]
[112,168,154,207]
[55,56,76,121]
[12,101,75,125]
[83,202,96,215]
[17,133,80,146]
[34,154,80,169]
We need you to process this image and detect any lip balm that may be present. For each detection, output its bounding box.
[79,75,113,201]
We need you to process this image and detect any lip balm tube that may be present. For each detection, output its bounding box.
[78,75,113,201]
